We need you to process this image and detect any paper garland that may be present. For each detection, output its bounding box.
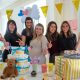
[6,10,13,20]
[55,3,63,15]
[72,0,80,12]
[40,6,48,17]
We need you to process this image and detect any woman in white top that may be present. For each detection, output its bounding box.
[29,23,48,64]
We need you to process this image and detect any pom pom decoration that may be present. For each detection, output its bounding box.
[21,15,26,23]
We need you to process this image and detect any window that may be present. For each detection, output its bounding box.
[0,13,7,36]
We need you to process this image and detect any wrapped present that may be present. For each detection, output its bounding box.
[55,56,80,80]
[55,56,65,78]
[41,64,47,73]
[64,59,80,80]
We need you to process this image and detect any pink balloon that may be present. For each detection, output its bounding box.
[23,10,28,15]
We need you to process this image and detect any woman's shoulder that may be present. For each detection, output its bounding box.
[57,34,62,39]
[41,35,47,39]
[4,33,10,38]
[41,35,48,42]
[71,33,76,38]
[22,28,26,32]
[22,28,27,35]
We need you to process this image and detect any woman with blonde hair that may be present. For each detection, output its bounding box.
[29,23,48,64]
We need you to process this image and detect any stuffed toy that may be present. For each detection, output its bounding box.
[0,59,18,79]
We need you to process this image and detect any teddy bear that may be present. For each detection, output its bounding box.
[0,58,18,79]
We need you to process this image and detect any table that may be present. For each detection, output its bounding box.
[0,62,55,80]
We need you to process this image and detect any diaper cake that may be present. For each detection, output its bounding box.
[11,47,30,74]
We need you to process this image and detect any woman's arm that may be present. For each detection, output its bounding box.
[76,33,80,49]
[21,35,26,43]
[41,36,48,55]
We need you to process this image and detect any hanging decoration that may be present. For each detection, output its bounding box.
[18,4,40,23]
[6,10,13,20]
[31,5,40,20]
[18,10,24,16]
[40,6,48,17]
[25,7,32,17]
[55,3,63,15]
[72,0,80,12]
[21,15,26,23]
[68,19,78,31]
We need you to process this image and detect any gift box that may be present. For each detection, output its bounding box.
[55,56,80,80]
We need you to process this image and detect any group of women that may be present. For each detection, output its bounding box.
[0,17,78,64]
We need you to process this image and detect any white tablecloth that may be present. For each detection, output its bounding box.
[0,62,55,80]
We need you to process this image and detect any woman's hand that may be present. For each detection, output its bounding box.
[48,41,52,48]
[4,42,10,50]
[16,39,25,46]
[0,34,5,42]
[43,48,49,55]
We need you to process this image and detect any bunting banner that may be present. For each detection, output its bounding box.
[40,6,48,17]
[6,10,13,20]
[55,3,63,15]
[72,0,80,12]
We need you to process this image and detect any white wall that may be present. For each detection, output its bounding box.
[0,0,37,35]
[24,0,46,34]
[0,0,80,36]
[0,0,47,35]
[46,0,55,23]
[46,0,79,36]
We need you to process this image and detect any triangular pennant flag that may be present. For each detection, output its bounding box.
[55,3,63,15]
[40,6,48,17]
[6,10,13,20]
[72,0,80,12]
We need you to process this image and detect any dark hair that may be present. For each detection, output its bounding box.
[5,20,17,34]
[46,21,58,41]
[25,17,33,27]
[60,21,72,37]
[25,17,34,36]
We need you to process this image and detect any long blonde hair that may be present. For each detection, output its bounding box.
[33,23,44,39]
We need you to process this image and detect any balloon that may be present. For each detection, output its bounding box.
[31,5,40,20]
[26,7,32,17]
[21,15,26,23]
[18,10,23,16]
[23,10,28,15]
